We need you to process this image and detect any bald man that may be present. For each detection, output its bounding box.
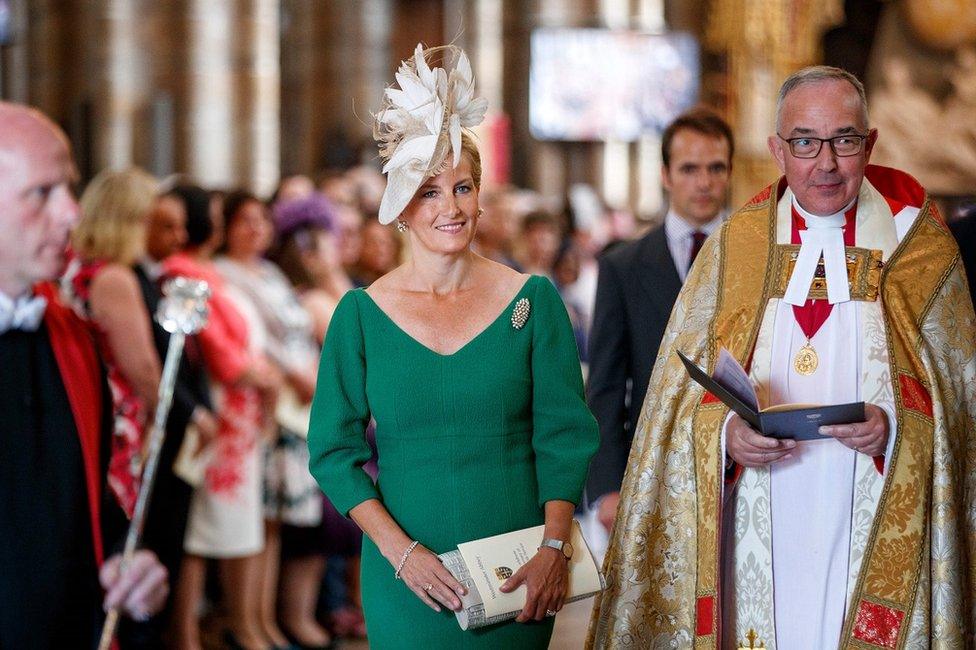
[0,102,168,648]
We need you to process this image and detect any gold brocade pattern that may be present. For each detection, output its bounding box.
[587,232,727,648]
[588,176,976,649]
[839,208,959,648]
[769,245,883,302]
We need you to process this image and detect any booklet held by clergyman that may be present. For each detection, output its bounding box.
[677,348,865,441]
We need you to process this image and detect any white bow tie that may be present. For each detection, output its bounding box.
[783,205,852,306]
[0,293,48,334]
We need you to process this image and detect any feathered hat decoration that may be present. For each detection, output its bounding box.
[373,44,488,225]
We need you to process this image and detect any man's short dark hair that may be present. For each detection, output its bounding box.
[661,107,734,169]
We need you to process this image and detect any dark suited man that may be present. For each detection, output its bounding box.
[586,108,733,532]
[127,191,216,646]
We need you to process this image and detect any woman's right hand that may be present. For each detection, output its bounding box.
[396,544,467,613]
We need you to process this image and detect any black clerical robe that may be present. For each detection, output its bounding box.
[0,282,111,648]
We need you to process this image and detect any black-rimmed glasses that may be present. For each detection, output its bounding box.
[778,133,869,158]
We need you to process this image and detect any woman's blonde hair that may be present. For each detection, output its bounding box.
[72,167,158,265]
[461,132,483,189]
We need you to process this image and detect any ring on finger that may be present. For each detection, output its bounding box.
[423,583,433,591]
[546,609,556,617]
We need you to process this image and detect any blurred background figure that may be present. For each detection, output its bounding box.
[516,210,562,278]
[273,193,353,342]
[271,191,368,645]
[216,190,329,649]
[163,184,283,650]
[335,202,366,283]
[130,181,218,648]
[63,168,162,520]
[351,219,400,287]
[474,186,522,269]
[272,174,316,206]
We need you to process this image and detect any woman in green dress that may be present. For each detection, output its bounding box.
[307,44,598,649]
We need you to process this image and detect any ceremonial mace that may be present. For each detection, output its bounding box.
[98,277,211,650]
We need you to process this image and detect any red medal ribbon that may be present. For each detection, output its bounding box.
[790,204,857,339]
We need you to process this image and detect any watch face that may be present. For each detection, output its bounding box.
[563,542,574,559]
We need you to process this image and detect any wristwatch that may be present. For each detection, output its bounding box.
[539,537,574,560]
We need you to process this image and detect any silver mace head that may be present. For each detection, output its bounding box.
[156,277,211,335]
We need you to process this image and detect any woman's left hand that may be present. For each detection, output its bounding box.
[499,547,569,622]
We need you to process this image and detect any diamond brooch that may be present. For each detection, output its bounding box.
[511,298,531,329]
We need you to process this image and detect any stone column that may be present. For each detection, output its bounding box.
[635,0,667,218]
[0,0,30,102]
[299,0,391,173]
[235,0,279,197]
[280,0,316,175]
[184,0,235,189]
[24,0,72,120]
[89,0,149,171]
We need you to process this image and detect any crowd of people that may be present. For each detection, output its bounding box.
[2,40,976,650]
[0,89,634,650]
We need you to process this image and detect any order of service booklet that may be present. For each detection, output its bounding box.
[438,520,605,630]
[677,348,865,441]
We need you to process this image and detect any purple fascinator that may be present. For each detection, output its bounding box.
[273,192,338,239]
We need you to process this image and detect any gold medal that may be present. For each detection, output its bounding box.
[794,341,819,375]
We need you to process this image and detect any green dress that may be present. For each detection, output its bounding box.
[308,275,598,649]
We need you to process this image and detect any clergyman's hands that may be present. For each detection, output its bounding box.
[100,550,169,622]
[397,544,467,613]
[726,414,795,468]
[818,402,889,457]
[499,547,569,622]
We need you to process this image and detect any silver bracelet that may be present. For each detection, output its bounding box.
[394,540,419,580]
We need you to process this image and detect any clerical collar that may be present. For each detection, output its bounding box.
[791,195,856,229]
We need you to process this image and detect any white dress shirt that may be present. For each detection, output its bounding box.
[664,210,725,281]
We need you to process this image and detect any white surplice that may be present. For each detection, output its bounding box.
[767,299,859,648]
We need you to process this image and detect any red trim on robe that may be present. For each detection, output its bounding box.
[702,391,722,405]
[852,600,905,648]
[864,164,948,231]
[695,595,714,636]
[899,373,934,418]
[883,196,908,220]
[864,165,924,210]
[35,282,106,566]
[745,184,772,207]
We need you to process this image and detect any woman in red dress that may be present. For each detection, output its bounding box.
[61,167,162,518]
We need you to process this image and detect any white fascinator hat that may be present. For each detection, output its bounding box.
[373,44,489,225]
